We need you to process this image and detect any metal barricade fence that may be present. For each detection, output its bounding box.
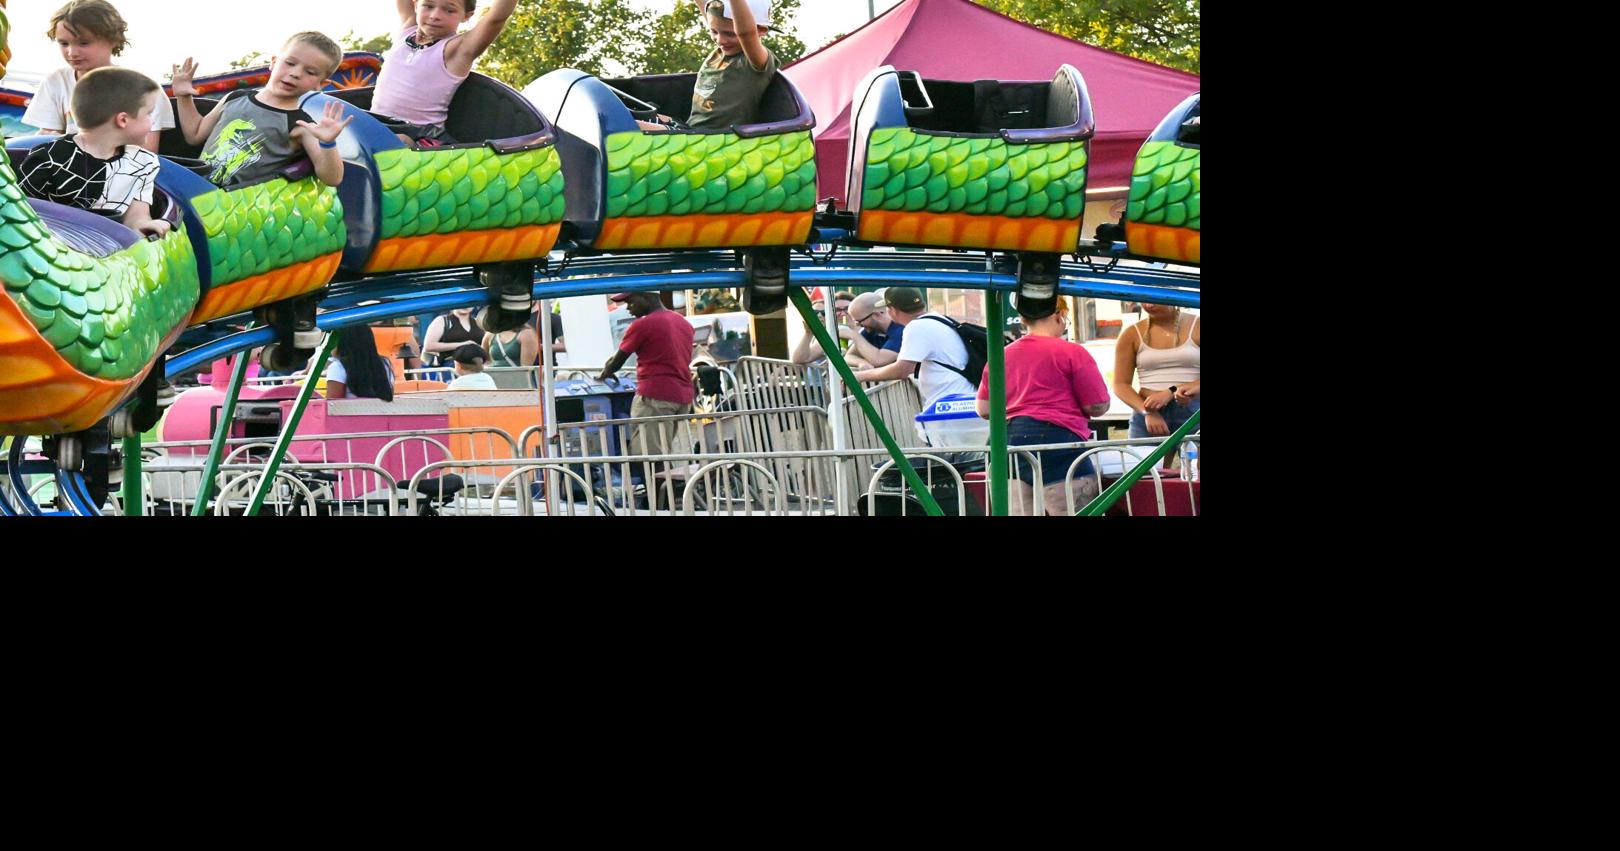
[141,426,518,515]
[518,406,837,516]
[124,461,401,516]
[733,357,829,412]
[1064,435,1200,517]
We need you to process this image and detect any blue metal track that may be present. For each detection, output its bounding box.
[6,439,44,516]
[166,254,1198,377]
[57,468,98,516]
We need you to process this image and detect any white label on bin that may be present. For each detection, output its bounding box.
[934,399,978,415]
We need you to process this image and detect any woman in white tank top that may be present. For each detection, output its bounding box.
[1114,303,1200,466]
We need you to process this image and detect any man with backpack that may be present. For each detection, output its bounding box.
[853,287,988,411]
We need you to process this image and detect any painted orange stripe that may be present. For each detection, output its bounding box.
[362,224,562,274]
[594,212,814,251]
[193,253,341,323]
[1126,223,1200,264]
[856,210,1081,253]
[0,291,189,435]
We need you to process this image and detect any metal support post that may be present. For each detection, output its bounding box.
[985,293,1008,516]
[246,329,339,516]
[1078,409,1200,516]
[823,287,849,514]
[191,347,253,516]
[788,287,942,516]
[121,435,142,516]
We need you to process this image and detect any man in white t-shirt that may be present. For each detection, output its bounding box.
[852,287,975,410]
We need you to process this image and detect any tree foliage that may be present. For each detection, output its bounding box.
[227,31,390,73]
[478,0,651,85]
[975,0,1199,74]
[477,0,806,86]
[340,30,394,55]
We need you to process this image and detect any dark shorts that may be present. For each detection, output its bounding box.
[1008,416,1094,485]
[1129,398,1200,439]
[376,115,457,146]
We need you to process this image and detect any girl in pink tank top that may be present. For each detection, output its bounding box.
[371,0,518,142]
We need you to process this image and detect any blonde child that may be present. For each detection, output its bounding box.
[170,32,353,188]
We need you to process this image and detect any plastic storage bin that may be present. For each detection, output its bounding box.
[914,394,989,447]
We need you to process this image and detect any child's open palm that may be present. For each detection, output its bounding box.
[170,58,199,98]
[296,101,355,145]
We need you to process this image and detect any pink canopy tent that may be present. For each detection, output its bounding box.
[783,0,1200,204]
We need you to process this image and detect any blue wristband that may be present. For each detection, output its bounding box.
[318,139,337,149]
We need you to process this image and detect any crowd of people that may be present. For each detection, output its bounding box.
[13,1,1197,513]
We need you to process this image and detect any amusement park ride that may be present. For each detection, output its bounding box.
[0,0,1199,516]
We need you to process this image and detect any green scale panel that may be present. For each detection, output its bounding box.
[1127,141,1200,230]
[602,131,818,218]
[192,177,346,287]
[860,127,1088,219]
[1,166,200,380]
[375,146,566,239]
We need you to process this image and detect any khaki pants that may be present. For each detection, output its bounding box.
[628,396,693,509]
[628,396,694,457]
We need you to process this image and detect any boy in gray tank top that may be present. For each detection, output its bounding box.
[641,1,777,132]
[171,32,353,188]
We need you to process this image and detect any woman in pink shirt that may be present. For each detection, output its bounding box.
[976,296,1111,516]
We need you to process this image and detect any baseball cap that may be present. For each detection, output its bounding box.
[710,0,772,27]
[882,286,925,313]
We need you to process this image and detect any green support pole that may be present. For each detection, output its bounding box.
[788,287,944,516]
[246,330,339,516]
[985,292,1008,516]
[121,435,142,516]
[191,345,254,516]
[1078,409,1200,516]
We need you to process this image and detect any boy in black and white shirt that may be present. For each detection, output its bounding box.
[18,66,169,238]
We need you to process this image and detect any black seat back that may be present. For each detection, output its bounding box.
[444,74,545,142]
[159,96,220,160]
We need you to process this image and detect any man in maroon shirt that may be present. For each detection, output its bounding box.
[599,292,697,464]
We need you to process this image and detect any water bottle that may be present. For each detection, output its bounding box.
[1184,443,1199,482]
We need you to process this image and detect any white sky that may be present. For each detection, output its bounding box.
[4,0,905,86]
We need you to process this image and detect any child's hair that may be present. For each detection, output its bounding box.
[47,0,130,56]
[283,31,344,77]
[71,66,157,129]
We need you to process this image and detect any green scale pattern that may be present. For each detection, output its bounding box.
[192,177,345,287]
[860,127,1088,219]
[602,131,817,218]
[376,146,565,240]
[1,165,201,380]
[1127,142,1200,230]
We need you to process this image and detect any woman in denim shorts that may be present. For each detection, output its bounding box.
[1115,302,1200,470]
[975,296,1112,515]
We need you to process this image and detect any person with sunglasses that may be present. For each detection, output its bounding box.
[843,290,906,369]
[791,291,860,366]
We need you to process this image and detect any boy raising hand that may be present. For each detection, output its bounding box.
[687,0,776,130]
[371,0,519,145]
[172,32,352,188]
